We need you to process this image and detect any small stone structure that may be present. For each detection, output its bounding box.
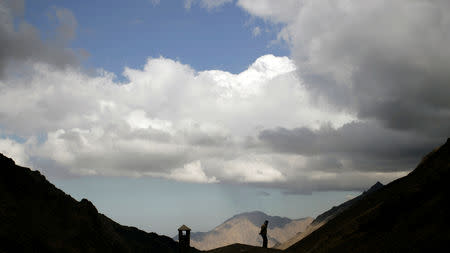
[178,224,191,253]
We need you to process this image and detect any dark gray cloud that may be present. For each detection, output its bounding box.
[3,0,24,16]
[259,121,440,172]
[288,0,450,136]
[239,0,450,136]
[352,57,450,136]
[0,1,79,78]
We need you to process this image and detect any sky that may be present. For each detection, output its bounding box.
[1,0,449,236]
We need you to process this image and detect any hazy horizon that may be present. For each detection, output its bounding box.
[51,174,361,236]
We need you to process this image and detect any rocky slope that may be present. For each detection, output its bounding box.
[275,181,384,250]
[0,153,199,253]
[175,211,312,250]
[286,138,450,253]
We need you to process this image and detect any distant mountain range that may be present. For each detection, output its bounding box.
[0,153,199,253]
[275,181,384,250]
[174,211,312,250]
[284,138,450,253]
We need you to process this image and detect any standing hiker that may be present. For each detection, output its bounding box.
[259,220,268,248]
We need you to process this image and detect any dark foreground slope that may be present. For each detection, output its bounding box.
[311,181,383,227]
[207,243,282,253]
[0,153,198,253]
[286,138,450,253]
[275,182,383,250]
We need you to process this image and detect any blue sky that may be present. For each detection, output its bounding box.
[26,0,288,75]
[1,0,448,237]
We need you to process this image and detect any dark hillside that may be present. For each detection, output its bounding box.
[311,181,383,226]
[286,138,450,253]
[0,153,198,253]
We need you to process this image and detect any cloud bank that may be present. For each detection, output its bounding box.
[1,0,448,193]
[0,53,354,188]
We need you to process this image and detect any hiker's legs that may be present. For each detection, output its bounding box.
[262,235,267,248]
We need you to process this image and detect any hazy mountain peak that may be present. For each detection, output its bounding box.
[225,211,297,229]
[179,210,312,250]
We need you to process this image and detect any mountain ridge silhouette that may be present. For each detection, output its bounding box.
[0,153,199,253]
[285,138,450,253]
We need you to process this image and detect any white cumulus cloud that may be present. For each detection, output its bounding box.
[0,54,359,191]
[168,160,218,183]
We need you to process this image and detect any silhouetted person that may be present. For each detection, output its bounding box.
[259,220,268,248]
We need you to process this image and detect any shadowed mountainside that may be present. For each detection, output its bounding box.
[174,211,312,250]
[286,138,450,253]
[275,181,384,250]
[0,153,199,253]
[312,181,383,226]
